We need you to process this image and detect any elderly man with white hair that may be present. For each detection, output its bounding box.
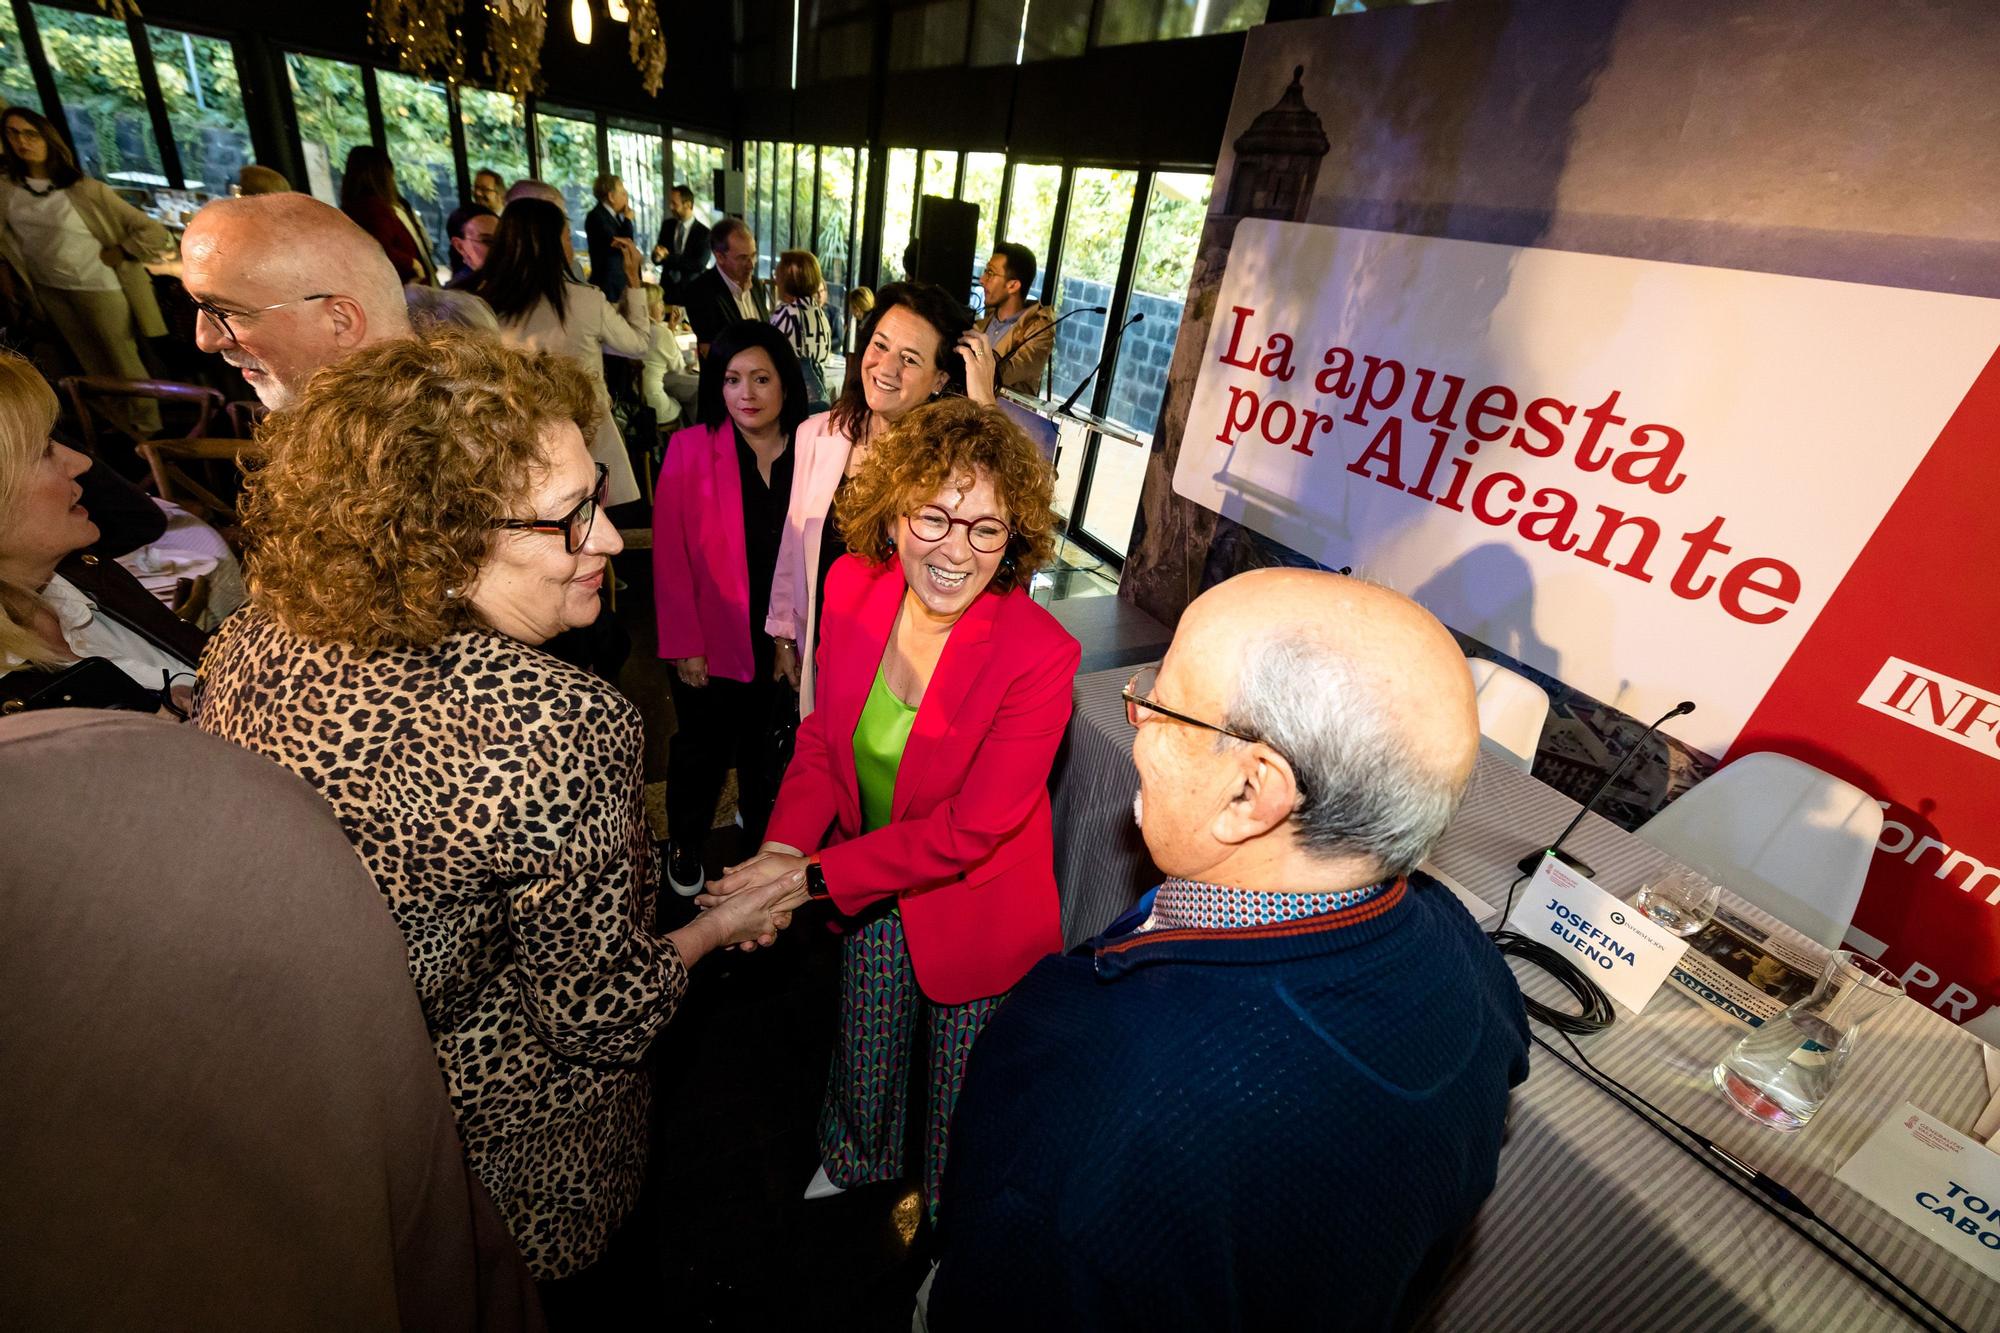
[926,568,1530,1333]
[181,194,413,409]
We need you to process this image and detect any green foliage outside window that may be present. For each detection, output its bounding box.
[1,5,42,115]
[381,72,454,267]
[285,52,368,201]
[459,86,529,192]
[31,5,161,184]
[148,27,250,195]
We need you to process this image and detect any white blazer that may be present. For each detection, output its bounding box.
[499,281,651,506]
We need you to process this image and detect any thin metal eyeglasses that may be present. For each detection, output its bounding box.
[1121,663,1259,741]
[492,462,608,554]
[905,505,1012,554]
[1123,664,1309,803]
[191,293,332,343]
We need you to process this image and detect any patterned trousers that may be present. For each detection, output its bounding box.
[818,909,1004,1220]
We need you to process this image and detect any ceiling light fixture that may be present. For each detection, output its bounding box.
[571,0,593,44]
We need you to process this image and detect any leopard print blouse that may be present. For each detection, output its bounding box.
[195,607,685,1279]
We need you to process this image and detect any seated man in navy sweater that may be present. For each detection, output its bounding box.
[926,568,1529,1332]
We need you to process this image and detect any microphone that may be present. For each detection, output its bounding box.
[1514,699,1696,880]
[1057,312,1143,416]
[994,304,1105,370]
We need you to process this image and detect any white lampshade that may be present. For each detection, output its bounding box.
[571,0,594,44]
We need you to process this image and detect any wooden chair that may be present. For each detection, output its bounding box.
[61,376,225,459]
[225,399,268,440]
[132,436,264,537]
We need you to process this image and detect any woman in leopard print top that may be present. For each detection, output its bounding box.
[195,332,793,1279]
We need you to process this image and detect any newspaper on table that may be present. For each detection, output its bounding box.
[1666,904,1826,1027]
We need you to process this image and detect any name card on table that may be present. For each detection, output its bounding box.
[1505,856,1688,1014]
[1837,1103,2000,1278]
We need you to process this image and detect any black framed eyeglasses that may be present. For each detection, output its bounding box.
[191,293,333,344]
[493,463,608,554]
[905,505,1012,554]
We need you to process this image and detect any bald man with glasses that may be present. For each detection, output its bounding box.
[926,569,1529,1333]
[181,194,413,409]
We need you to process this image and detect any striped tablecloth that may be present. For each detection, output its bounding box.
[1049,666,2000,1331]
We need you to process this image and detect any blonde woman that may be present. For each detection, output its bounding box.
[0,352,204,713]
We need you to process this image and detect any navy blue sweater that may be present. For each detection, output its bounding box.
[929,872,1529,1332]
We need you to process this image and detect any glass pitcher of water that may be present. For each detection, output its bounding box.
[1713,951,1904,1131]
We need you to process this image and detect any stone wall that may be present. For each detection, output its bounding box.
[1045,275,1188,433]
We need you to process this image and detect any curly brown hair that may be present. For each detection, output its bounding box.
[239,329,599,651]
[833,398,1056,595]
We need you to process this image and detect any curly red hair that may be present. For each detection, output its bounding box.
[833,398,1056,594]
[239,329,599,651]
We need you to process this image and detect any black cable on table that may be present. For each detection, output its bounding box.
[1529,1023,1968,1333]
[1489,871,1616,1035]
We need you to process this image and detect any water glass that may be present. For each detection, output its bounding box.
[1714,951,1905,1131]
[1634,866,1721,937]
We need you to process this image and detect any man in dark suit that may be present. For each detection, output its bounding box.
[684,216,768,358]
[652,183,710,299]
[584,173,638,304]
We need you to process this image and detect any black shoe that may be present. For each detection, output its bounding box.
[666,841,705,897]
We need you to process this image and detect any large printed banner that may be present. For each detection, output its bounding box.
[1173,219,2000,1030]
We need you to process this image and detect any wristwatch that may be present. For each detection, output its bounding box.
[803,856,831,903]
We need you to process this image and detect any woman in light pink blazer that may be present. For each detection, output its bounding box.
[767,281,999,713]
[653,322,811,896]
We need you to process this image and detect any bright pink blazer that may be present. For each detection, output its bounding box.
[652,421,759,682]
[766,555,1082,1005]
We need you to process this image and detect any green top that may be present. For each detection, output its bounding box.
[853,662,920,833]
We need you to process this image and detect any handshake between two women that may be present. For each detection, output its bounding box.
[697,845,816,951]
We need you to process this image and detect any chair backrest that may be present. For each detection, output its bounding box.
[225,400,268,440]
[1635,751,1883,949]
[62,376,224,453]
[1466,657,1550,772]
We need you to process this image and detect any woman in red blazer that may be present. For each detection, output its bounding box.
[706,397,1079,1219]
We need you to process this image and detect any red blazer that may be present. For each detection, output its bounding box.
[652,422,759,682]
[766,555,1081,1005]
[343,196,423,285]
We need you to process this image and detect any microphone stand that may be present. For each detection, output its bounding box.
[1058,312,1143,416]
[1515,700,1696,880]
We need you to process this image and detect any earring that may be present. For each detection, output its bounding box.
[444,585,463,600]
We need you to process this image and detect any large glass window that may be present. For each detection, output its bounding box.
[889,1,972,70]
[920,149,958,205]
[816,145,859,298]
[458,87,529,194]
[971,0,1089,64]
[769,141,796,252]
[878,147,918,287]
[285,52,369,203]
[1086,170,1212,554]
[147,27,248,197]
[960,151,1005,304]
[1096,1,1264,45]
[608,121,664,264]
[1001,161,1061,301]
[1100,0,1269,45]
[1048,167,1138,405]
[1,5,40,113]
[784,143,808,260]
[379,72,454,271]
[533,106,596,259]
[33,5,164,186]
[671,137,727,222]
[746,139,767,263]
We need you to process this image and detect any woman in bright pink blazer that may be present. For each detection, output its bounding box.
[652,322,810,896]
[708,398,1079,1220]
